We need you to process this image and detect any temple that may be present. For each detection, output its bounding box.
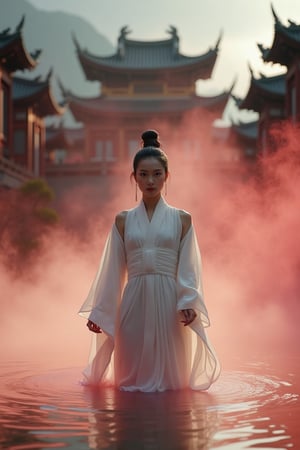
[0,16,64,187]
[236,5,300,154]
[58,26,232,169]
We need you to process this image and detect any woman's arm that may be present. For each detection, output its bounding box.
[115,210,127,241]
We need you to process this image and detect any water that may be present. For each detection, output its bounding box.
[0,355,299,449]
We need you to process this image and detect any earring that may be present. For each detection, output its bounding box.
[135,183,138,201]
[164,181,167,196]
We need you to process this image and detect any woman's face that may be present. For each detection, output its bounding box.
[135,157,168,199]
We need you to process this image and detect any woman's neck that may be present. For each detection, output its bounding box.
[142,195,161,216]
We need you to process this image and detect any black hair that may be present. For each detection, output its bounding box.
[133,130,169,174]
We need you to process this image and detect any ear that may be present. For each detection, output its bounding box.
[165,171,169,181]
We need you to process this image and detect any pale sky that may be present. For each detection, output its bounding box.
[27,0,300,121]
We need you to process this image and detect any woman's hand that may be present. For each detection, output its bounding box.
[87,320,102,333]
[181,309,197,326]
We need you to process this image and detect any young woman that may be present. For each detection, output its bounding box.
[79,130,220,392]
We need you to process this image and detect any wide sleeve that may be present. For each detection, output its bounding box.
[78,223,127,338]
[176,224,210,327]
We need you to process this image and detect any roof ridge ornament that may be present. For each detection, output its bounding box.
[271,3,282,25]
[247,62,255,79]
[167,25,179,55]
[15,15,25,33]
[118,26,131,58]
[46,67,53,82]
[257,42,269,61]
[30,48,42,61]
[0,27,10,36]
[72,33,81,53]
[214,30,223,51]
[57,77,71,99]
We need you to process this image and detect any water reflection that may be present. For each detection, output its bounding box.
[84,388,218,449]
[0,358,299,449]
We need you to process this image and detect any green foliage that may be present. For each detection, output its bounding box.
[0,178,59,274]
[34,207,59,224]
[20,178,54,203]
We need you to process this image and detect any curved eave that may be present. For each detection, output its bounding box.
[14,82,65,117]
[263,24,300,66]
[239,77,285,112]
[232,120,258,141]
[77,48,218,81]
[67,90,227,122]
[0,33,37,73]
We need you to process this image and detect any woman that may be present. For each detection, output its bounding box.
[79,130,220,392]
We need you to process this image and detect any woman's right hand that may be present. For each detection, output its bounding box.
[87,320,102,333]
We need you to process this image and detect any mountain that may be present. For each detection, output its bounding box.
[0,0,114,125]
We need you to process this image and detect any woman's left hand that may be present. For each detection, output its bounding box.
[181,308,197,326]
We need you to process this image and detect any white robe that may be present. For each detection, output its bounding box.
[79,197,220,391]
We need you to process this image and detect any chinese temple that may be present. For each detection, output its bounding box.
[0,16,64,187]
[60,26,232,167]
[237,5,300,154]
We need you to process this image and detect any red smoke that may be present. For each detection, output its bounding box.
[0,118,299,368]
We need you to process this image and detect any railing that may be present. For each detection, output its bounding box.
[0,156,33,187]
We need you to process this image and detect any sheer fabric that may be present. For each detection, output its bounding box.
[79,197,220,391]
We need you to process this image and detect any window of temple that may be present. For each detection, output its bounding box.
[92,140,115,162]
[128,140,139,159]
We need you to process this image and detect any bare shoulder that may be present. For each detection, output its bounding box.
[179,210,192,239]
[115,210,128,240]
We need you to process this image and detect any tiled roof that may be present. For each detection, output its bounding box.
[13,74,64,117]
[0,16,39,72]
[239,72,286,112]
[64,89,230,123]
[74,27,220,78]
[253,73,286,96]
[80,38,217,70]
[232,120,258,140]
[258,6,300,66]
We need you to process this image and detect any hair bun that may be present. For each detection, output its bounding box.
[141,129,160,148]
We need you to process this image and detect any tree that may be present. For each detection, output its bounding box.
[0,178,59,274]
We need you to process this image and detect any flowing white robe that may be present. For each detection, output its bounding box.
[79,197,220,391]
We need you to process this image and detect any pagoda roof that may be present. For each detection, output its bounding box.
[13,71,65,117]
[0,16,40,73]
[258,5,300,67]
[239,70,286,112]
[231,119,258,141]
[61,86,231,122]
[74,26,221,81]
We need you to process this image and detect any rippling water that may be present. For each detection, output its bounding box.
[0,356,299,449]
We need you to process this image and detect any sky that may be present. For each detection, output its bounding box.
[27,0,300,104]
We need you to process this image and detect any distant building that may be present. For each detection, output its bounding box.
[58,26,232,171]
[0,16,64,187]
[236,6,300,155]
